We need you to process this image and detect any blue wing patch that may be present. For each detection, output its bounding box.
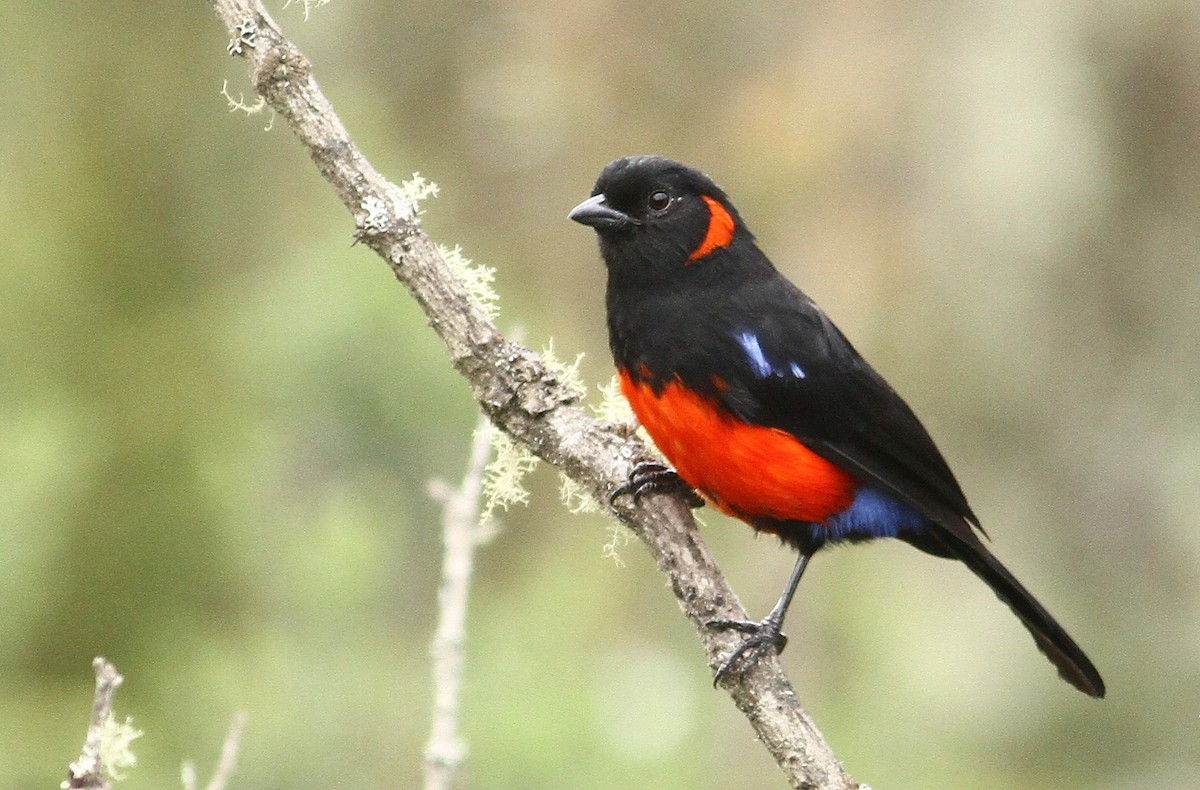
[735,330,806,379]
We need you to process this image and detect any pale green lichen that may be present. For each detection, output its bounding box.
[440,244,500,320]
[540,339,586,401]
[99,715,142,780]
[591,375,634,423]
[481,427,538,518]
[399,173,440,206]
[558,472,601,515]
[601,523,634,567]
[63,714,142,788]
[220,80,274,131]
[284,0,331,21]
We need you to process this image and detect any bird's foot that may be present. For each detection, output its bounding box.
[610,461,704,508]
[706,617,788,685]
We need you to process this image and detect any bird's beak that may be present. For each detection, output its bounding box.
[568,194,638,229]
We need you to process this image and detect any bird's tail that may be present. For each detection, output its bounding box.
[940,531,1105,698]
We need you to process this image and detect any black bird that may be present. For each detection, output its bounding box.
[570,155,1104,697]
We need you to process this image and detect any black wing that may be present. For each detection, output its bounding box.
[702,274,1104,697]
[710,277,981,543]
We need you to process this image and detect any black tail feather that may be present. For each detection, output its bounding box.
[937,530,1105,698]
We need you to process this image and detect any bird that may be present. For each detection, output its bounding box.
[568,155,1104,697]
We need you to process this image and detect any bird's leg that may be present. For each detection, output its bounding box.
[610,461,704,508]
[707,553,811,684]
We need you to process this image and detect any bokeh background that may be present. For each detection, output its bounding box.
[2,1,1197,787]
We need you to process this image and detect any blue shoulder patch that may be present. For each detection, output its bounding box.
[735,330,806,379]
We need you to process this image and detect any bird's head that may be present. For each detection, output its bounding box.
[569,156,751,284]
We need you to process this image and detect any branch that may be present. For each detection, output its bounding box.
[206,4,861,787]
[424,417,495,789]
[181,712,248,790]
[63,658,141,790]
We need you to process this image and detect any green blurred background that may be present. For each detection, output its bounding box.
[1,1,1197,787]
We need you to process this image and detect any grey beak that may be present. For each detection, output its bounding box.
[568,194,638,229]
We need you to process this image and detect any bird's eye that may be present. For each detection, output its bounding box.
[647,190,671,213]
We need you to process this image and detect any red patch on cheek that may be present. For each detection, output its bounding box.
[687,195,736,261]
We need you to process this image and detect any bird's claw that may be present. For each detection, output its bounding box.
[610,461,704,509]
[707,617,788,685]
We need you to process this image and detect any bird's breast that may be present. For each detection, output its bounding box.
[619,369,857,525]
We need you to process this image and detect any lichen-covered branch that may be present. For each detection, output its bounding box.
[206,3,861,787]
[63,658,141,790]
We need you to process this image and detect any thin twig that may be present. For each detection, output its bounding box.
[63,658,132,790]
[182,712,248,790]
[424,416,495,790]
[205,4,860,787]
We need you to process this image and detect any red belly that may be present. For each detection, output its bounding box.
[619,370,857,524]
